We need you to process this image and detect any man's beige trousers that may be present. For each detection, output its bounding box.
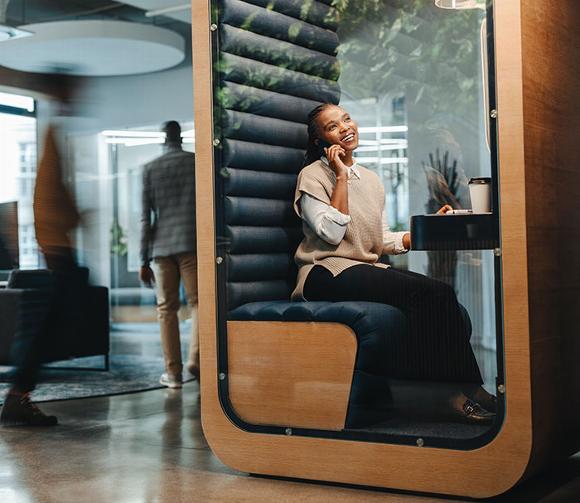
[153,253,199,377]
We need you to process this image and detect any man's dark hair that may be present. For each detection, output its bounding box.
[163,121,182,144]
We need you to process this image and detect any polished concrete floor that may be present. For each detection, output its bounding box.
[1,383,580,503]
[1,328,579,502]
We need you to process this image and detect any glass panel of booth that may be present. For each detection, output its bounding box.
[213,0,500,446]
[338,0,497,376]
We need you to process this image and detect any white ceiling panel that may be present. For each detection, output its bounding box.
[119,1,192,24]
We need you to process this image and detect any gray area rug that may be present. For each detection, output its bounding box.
[0,322,196,405]
[0,354,195,405]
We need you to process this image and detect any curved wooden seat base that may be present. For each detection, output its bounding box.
[228,321,356,431]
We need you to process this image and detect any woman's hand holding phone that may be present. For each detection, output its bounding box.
[324,144,349,179]
[436,204,453,215]
[323,143,350,215]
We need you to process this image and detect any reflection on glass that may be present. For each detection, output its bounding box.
[0,0,193,398]
[210,0,501,444]
[336,0,497,401]
[69,126,195,324]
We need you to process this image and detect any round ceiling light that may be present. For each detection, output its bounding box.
[0,20,185,76]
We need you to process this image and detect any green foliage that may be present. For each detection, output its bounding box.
[300,0,316,21]
[110,220,128,257]
[333,0,485,118]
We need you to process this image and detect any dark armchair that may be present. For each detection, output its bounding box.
[0,268,109,369]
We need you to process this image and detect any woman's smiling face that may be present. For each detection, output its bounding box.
[315,105,359,153]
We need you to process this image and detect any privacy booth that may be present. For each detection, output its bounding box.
[193,0,580,497]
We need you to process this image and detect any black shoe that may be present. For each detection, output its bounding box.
[469,387,498,414]
[0,393,58,427]
[451,399,495,424]
[481,394,497,414]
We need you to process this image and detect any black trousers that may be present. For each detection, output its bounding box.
[304,265,483,385]
[11,254,86,393]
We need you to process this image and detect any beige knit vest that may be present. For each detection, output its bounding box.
[291,160,388,300]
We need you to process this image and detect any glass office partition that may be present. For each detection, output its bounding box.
[0,95,39,271]
[105,129,195,324]
[213,0,502,448]
[0,0,196,382]
[69,127,195,326]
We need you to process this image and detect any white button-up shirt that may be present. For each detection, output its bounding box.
[299,157,408,254]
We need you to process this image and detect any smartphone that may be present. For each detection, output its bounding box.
[318,139,332,156]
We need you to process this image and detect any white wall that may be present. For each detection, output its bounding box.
[58,60,194,285]
[80,63,194,133]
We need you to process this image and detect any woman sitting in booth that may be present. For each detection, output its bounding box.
[292,103,496,424]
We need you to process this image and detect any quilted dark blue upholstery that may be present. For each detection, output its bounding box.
[230,300,407,374]
[221,82,321,124]
[220,0,339,55]
[216,0,341,311]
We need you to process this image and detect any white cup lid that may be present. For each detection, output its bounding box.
[469,177,491,185]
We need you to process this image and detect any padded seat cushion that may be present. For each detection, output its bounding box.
[229,300,473,377]
[229,300,406,376]
[230,299,473,428]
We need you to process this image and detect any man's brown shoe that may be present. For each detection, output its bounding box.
[1,393,58,427]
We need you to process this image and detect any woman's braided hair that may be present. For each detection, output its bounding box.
[303,103,335,167]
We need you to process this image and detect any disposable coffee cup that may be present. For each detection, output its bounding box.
[468,177,492,213]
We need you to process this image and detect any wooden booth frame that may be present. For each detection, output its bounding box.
[193,0,580,497]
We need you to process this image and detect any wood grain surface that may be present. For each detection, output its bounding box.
[520,0,580,476]
[192,0,565,497]
[227,321,356,430]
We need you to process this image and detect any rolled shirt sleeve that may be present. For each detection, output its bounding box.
[382,207,408,255]
[300,193,351,246]
[140,167,153,265]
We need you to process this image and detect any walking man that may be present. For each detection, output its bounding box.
[139,121,198,389]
